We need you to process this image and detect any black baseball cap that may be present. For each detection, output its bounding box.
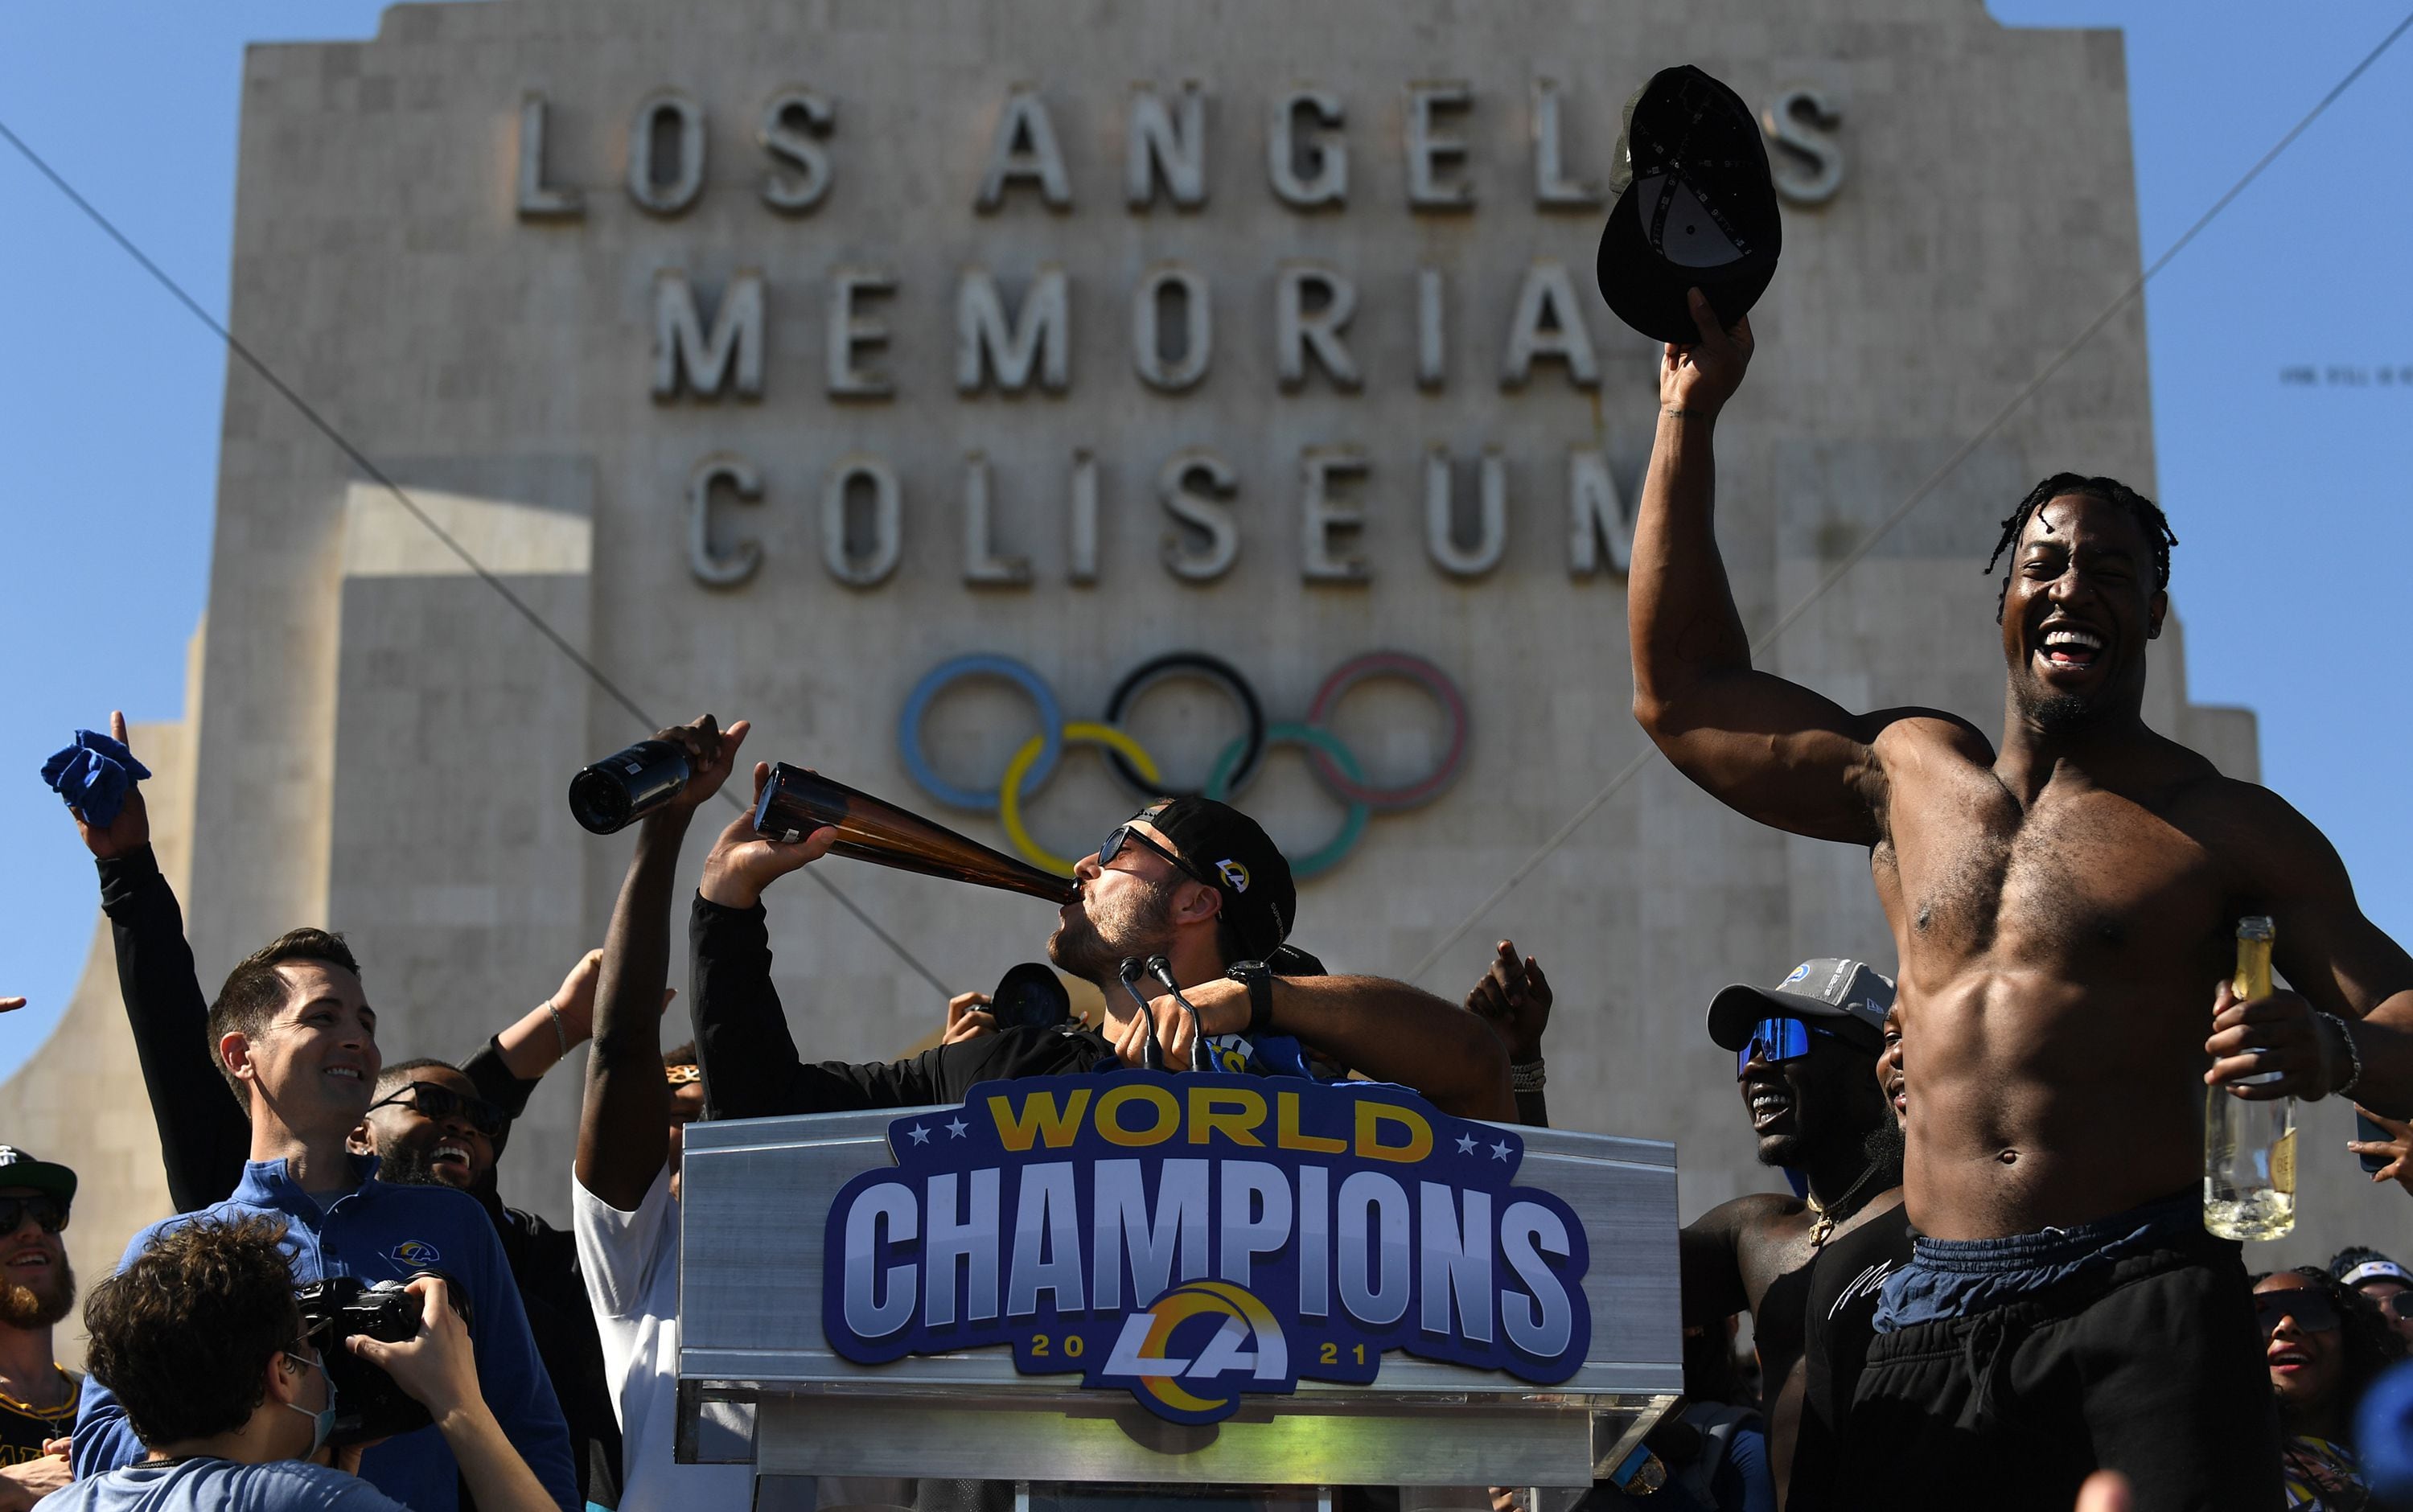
[0,1148,76,1206]
[1596,64,1782,345]
[1134,797,1296,964]
[1705,959,1893,1052]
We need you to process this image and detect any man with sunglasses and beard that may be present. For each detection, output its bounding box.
[1682,960,1902,1505]
[0,1149,78,1512]
[689,750,1511,1123]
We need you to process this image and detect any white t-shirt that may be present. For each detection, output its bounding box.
[572,1165,757,1512]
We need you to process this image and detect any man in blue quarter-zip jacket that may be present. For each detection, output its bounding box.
[68,926,577,1512]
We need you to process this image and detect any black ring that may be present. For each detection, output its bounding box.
[1104,651,1268,799]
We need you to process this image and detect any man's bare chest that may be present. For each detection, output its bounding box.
[1879,770,2226,961]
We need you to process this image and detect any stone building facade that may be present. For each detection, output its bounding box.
[14,0,2363,1354]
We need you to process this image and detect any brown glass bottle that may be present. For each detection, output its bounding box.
[752,762,1080,906]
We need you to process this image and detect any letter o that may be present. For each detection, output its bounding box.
[627,89,707,216]
[1096,1083,1182,1146]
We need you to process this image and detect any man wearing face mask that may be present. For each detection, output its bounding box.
[688,761,1511,1122]
[55,1214,558,1512]
[1682,959,1903,1499]
[67,923,576,1512]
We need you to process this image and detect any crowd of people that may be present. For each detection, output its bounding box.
[10,294,2413,1512]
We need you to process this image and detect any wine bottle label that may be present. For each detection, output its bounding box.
[783,829,802,843]
[2271,1129,2296,1194]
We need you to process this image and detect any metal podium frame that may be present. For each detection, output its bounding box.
[680,1104,1682,1492]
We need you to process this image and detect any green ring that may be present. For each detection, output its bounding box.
[1204,721,1370,881]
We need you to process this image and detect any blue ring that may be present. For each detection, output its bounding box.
[897,655,1063,811]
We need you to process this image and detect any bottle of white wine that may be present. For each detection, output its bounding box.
[2204,916,2296,1240]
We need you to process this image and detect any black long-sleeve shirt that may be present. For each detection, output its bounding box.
[688,894,1113,1119]
[97,844,621,1506]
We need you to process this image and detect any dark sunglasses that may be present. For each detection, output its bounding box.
[2378,1292,2413,1325]
[1736,1017,1855,1079]
[0,1197,68,1236]
[368,1081,510,1140]
[1098,823,1214,889]
[2255,1289,2341,1335]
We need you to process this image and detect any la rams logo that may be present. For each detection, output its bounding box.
[1215,858,1251,893]
[1097,1281,1289,1424]
[389,1239,442,1268]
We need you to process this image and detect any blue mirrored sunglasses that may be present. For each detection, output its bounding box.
[1735,1016,1853,1079]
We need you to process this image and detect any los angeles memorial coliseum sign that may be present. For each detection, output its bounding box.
[512,72,1845,591]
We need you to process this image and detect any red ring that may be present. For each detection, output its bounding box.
[1302,651,1469,811]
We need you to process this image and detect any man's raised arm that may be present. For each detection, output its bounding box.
[1629,291,1931,846]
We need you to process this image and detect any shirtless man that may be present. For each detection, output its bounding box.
[1629,290,2413,1511]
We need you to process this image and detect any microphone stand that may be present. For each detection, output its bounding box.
[1145,955,1211,1058]
[1118,957,1167,1071]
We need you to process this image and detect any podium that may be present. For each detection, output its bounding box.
[679,1091,1680,1505]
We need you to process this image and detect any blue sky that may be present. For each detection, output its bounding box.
[2,2,2410,1083]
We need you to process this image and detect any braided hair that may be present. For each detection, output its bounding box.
[2254,1265,2410,1428]
[1984,473,2177,620]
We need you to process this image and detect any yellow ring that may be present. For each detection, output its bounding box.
[999,721,1163,875]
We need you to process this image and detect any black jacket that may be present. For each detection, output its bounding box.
[98,845,623,1506]
[689,894,1113,1119]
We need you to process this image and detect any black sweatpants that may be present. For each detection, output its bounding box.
[1835,1228,2282,1512]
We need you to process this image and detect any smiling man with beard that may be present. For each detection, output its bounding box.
[0,1148,77,1512]
[1630,291,2413,1510]
[1681,959,1901,1504]
[689,766,1511,1122]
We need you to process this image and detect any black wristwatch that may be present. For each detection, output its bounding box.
[1227,960,1275,1036]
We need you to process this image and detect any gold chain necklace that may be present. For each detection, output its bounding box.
[0,1365,75,1418]
[1803,1162,1885,1247]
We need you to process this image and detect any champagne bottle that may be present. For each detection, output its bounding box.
[2204,916,2296,1240]
[568,740,692,835]
[752,762,1079,906]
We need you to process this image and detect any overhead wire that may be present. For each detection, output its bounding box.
[1399,6,2413,986]
[0,116,952,999]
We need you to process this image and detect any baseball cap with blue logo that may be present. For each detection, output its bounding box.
[1705,958,1893,1052]
[1133,797,1296,965]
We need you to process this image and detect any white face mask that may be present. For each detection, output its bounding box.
[282,1350,339,1455]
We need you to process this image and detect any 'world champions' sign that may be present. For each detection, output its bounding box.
[822,1070,1592,1424]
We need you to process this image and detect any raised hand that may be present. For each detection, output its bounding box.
[66,711,150,861]
[1465,939,1552,1063]
[697,762,838,909]
[1659,287,1754,420]
[651,714,750,814]
[2349,1103,2413,1190]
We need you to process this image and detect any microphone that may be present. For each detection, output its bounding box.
[1117,958,1166,1071]
[1145,955,1210,1056]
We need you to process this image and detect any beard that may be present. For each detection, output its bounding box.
[1862,1116,1906,1187]
[0,1257,75,1330]
[2026,691,2104,735]
[1048,876,1177,985]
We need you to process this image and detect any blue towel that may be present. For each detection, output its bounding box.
[39,729,151,828]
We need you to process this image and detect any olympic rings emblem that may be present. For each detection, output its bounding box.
[897,651,1469,880]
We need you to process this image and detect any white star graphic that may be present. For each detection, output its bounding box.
[946,1116,971,1139]
[906,1124,931,1145]
[1455,1133,1479,1155]
[1490,1140,1513,1161]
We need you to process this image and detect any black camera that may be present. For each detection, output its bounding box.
[294,1272,472,1446]
[990,961,1070,1033]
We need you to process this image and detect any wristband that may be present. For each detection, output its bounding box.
[2321,1013,2364,1098]
[547,1002,569,1058]
[1227,962,1275,1037]
[1511,1059,1547,1093]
